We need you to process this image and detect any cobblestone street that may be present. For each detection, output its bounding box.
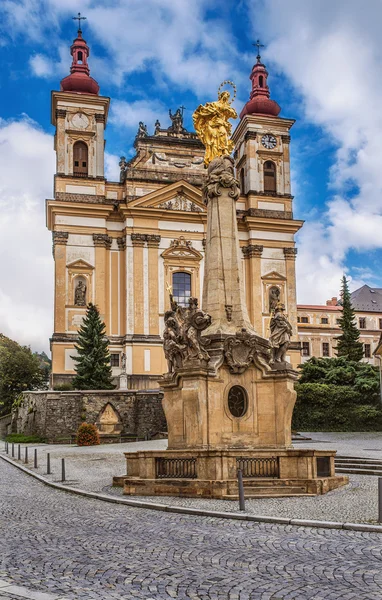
[1,459,382,599]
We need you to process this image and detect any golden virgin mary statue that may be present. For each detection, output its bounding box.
[193,82,238,166]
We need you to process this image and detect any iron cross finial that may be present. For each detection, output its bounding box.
[253,39,265,61]
[180,105,186,116]
[73,12,87,33]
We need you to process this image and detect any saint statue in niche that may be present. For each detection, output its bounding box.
[74,280,87,306]
[269,286,281,313]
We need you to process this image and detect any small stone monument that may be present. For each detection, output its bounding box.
[119,352,128,390]
[116,84,347,499]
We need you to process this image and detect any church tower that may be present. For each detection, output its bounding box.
[232,48,303,366]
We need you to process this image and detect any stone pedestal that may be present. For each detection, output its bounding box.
[119,374,128,390]
[114,156,347,498]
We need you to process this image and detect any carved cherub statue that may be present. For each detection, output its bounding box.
[269,303,293,363]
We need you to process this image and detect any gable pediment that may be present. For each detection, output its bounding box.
[67,259,94,270]
[161,237,203,261]
[128,180,205,213]
[262,270,286,281]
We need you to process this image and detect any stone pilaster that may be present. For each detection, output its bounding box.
[52,231,68,333]
[93,234,111,328]
[242,244,263,333]
[147,236,161,335]
[283,247,298,341]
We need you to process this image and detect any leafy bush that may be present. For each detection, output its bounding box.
[76,423,100,446]
[53,383,73,391]
[293,357,382,431]
[5,433,46,443]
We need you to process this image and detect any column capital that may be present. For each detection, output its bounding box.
[131,233,146,247]
[56,109,67,119]
[283,247,298,260]
[52,231,69,245]
[147,234,161,248]
[242,244,263,259]
[281,135,291,143]
[117,236,126,251]
[95,113,105,123]
[93,233,112,248]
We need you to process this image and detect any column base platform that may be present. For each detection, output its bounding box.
[113,448,348,499]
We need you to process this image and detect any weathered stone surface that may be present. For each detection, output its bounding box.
[14,390,166,442]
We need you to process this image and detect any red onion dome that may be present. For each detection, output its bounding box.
[60,30,99,96]
[240,57,280,119]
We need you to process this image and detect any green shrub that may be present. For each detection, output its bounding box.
[6,433,46,443]
[53,383,73,391]
[76,422,100,446]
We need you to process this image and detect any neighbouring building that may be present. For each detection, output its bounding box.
[297,285,382,365]
[47,28,303,387]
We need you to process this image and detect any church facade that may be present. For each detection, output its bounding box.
[47,30,303,387]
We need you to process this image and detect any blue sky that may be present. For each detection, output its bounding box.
[1,0,382,351]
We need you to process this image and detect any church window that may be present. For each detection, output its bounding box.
[302,342,310,356]
[77,51,83,63]
[300,316,309,324]
[110,353,120,367]
[322,342,330,357]
[172,272,191,307]
[73,141,88,177]
[364,344,371,358]
[379,318,382,329]
[321,317,329,324]
[264,161,276,192]
[359,317,366,329]
[259,75,264,88]
[228,385,248,418]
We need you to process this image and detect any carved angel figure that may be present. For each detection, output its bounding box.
[193,91,237,165]
[269,303,293,363]
[163,311,185,373]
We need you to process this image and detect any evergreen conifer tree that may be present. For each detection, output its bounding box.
[72,303,114,390]
[336,276,364,362]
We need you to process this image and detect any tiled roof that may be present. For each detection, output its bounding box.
[298,285,382,313]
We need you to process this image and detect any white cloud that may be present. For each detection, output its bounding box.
[29,53,53,77]
[0,117,55,352]
[250,0,382,302]
[104,152,120,182]
[110,100,168,132]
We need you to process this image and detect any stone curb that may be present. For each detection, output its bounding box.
[1,452,382,534]
[0,578,70,599]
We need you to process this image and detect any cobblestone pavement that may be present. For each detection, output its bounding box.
[1,458,382,599]
[2,433,381,524]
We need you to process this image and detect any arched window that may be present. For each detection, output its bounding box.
[73,141,88,177]
[172,272,191,307]
[77,51,83,63]
[240,168,245,193]
[259,75,264,88]
[264,160,276,192]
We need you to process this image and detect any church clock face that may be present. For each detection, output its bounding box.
[261,134,277,149]
[72,112,89,129]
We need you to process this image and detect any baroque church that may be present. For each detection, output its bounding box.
[48,28,303,387]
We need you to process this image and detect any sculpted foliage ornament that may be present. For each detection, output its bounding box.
[163,295,211,374]
[203,155,240,205]
[193,82,238,166]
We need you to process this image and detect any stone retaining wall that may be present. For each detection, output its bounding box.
[14,390,166,443]
[0,413,12,439]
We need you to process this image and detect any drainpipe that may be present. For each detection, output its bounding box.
[378,355,382,409]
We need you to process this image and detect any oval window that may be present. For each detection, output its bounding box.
[228,385,248,418]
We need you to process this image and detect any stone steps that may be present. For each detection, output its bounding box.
[335,456,382,476]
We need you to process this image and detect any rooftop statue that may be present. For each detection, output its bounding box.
[193,81,238,166]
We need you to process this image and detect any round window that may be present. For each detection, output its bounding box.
[227,385,248,418]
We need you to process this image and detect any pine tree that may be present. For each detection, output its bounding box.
[72,303,114,390]
[336,276,364,362]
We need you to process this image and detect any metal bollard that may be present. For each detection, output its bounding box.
[237,468,246,512]
[47,453,51,475]
[61,458,66,482]
[5,442,8,454]
[11,443,15,458]
[34,448,38,469]
[24,446,28,464]
[379,478,382,523]
[17,444,21,460]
